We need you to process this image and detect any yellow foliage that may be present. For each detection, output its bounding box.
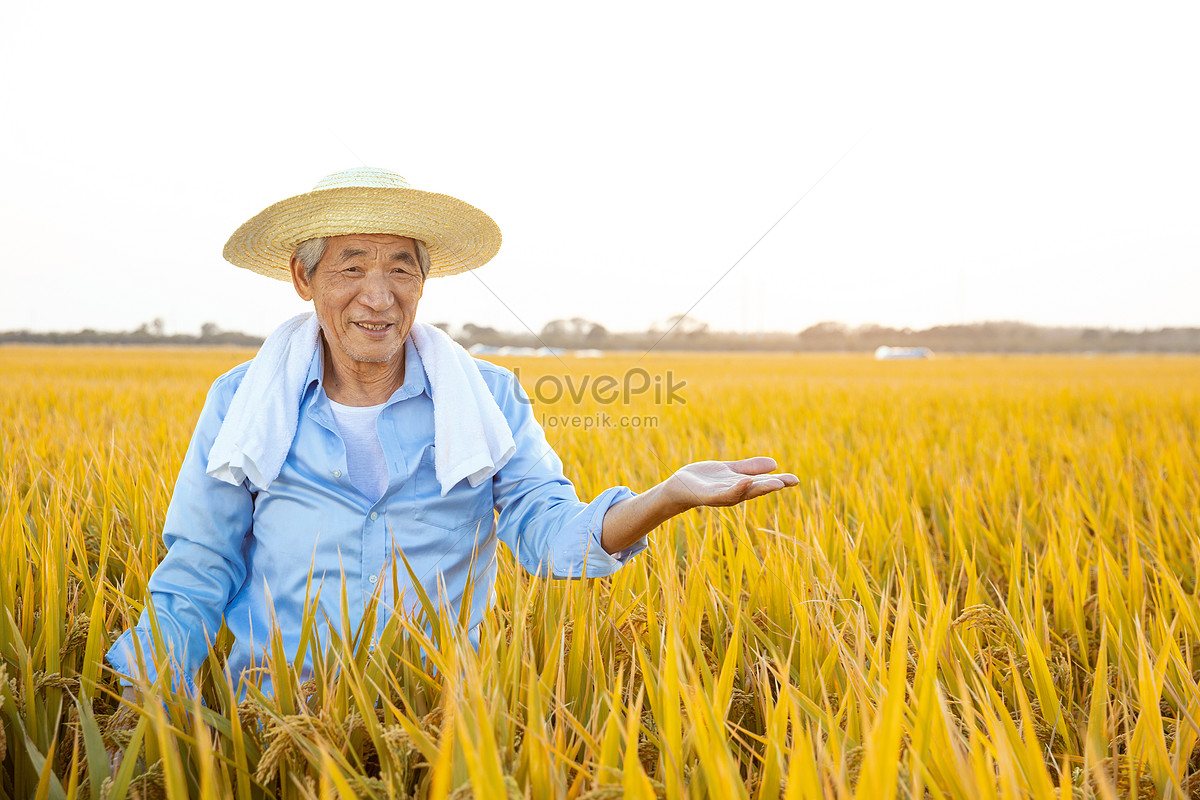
[2,347,1199,799]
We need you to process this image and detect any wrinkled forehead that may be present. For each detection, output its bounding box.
[323,234,421,261]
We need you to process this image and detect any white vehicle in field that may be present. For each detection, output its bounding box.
[875,346,934,360]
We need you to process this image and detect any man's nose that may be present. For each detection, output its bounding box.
[358,271,394,310]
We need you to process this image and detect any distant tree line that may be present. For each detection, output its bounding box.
[0,319,262,347]
[787,321,1200,354]
[3,317,1199,353]
[449,317,1200,354]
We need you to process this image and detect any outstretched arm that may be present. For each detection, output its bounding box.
[599,456,798,555]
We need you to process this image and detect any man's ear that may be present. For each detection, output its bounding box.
[290,256,314,301]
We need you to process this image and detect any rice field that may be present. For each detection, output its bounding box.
[1,345,1198,799]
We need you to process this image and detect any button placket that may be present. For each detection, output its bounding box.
[363,506,386,603]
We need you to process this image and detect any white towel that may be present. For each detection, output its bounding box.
[206,312,318,490]
[407,322,517,495]
[206,313,515,496]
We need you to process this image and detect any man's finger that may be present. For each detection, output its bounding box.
[745,473,799,498]
[727,456,779,475]
[745,477,783,496]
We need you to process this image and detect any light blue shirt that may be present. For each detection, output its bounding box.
[106,337,645,693]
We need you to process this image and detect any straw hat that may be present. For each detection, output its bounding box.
[223,167,502,280]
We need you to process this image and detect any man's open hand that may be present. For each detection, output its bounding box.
[600,456,799,555]
[666,456,799,510]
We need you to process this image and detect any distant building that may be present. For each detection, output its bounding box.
[875,346,933,360]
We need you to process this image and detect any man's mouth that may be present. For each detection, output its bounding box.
[354,322,393,332]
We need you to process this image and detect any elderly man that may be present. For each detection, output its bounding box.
[107,167,798,697]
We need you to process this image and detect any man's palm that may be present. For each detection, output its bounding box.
[670,457,798,508]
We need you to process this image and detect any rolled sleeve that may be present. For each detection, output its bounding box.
[545,484,644,577]
[106,627,198,695]
[485,364,649,579]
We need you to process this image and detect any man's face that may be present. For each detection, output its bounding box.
[290,234,425,365]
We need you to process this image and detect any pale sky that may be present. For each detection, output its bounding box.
[2,1,1196,337]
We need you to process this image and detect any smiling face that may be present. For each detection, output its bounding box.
[290,233,425,371]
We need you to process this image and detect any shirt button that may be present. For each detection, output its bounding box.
[369,575,378,583]
[370,512,379,521]
[332,469,342,478]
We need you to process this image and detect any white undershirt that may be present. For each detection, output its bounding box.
[328,400,388,503]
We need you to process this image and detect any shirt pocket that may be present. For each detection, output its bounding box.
[411,445,495,532]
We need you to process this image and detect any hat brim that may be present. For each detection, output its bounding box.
[222,185,501,280]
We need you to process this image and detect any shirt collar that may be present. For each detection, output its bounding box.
[304,334,431,403]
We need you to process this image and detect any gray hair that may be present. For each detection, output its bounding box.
[293,237,431,281]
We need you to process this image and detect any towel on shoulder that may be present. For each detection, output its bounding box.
[206,312,515,495]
